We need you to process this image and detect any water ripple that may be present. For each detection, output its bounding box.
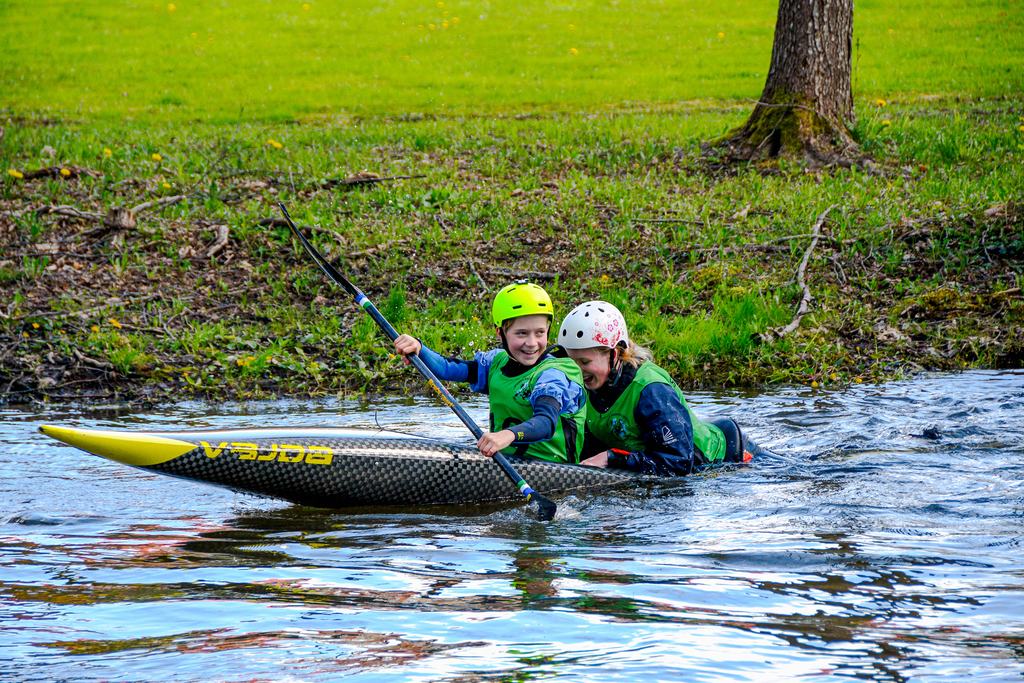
[2,371,1024,681]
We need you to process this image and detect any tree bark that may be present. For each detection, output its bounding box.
[710,0,860,167]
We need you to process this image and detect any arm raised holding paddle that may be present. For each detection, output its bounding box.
[391,283,587,465]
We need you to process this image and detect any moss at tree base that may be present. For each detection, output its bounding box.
[707,96,863,168]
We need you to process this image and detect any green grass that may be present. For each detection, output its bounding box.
[2,103,1020,399]
[1,0,1021,121]
[1,1,1022,400]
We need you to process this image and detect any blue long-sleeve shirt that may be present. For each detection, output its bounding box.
[416,344,585,443]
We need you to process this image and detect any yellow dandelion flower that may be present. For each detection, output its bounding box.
[569,47,578,55]
[109,318,122,329]
[151,152,163,162]
[442,20,449,29]
[829,372,838,381]
[875,98,887,107]
[811,380,819,388]
[90,325,100,333]
[8,169,24,179]
[881,119,891,127]
[1018,124,1024,133]
[22,332,29,338]
[162,182,172,189]
[717,31,725,39]
[436,0,444,7]
[266,138,283,149]
[103,147,113,158]
[855,377,863,384]
[60,168,71,177]
[32,322,40,329]
[302,3,311,10]
[167,3,176,12]
[451,16,459,24]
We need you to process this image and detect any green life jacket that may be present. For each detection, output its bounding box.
[586,362,726,464]
[486,352,587,463]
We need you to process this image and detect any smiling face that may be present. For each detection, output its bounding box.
[499,314,551,366]
[565,346,614,390]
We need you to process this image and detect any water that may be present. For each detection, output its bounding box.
[1,371,1022,681]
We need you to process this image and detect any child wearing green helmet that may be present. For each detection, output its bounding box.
[394,283,587,463]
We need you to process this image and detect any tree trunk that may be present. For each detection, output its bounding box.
[711,0,859,167]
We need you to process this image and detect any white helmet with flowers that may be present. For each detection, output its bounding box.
[558,301,629,350]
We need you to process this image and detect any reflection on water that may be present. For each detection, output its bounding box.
[1,371,1023,681]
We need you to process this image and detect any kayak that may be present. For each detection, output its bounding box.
[39,425,643,508]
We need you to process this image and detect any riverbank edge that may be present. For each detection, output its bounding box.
[2,100,1022,405]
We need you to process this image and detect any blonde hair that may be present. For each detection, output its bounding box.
[501,316,552,333]
[619,341,653,367]
[591,341,653,368]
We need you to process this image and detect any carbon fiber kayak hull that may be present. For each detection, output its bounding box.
[39,425,642,508]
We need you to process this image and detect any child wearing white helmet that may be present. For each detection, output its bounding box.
[558,300,760,475]
[394,282,587,463]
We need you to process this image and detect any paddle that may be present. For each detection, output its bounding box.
[276,202,558,521]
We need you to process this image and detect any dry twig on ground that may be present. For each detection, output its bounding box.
[764,204,837,341]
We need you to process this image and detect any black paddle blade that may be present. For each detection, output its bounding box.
[531,493,558,522]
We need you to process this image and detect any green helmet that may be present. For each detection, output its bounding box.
[491,282,553,326]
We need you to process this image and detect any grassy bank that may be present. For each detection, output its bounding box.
[1,1,1022,402]
[3,101,1021,401]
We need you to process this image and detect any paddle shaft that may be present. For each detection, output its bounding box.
[352,291,486,441]
[276,203,552,513]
